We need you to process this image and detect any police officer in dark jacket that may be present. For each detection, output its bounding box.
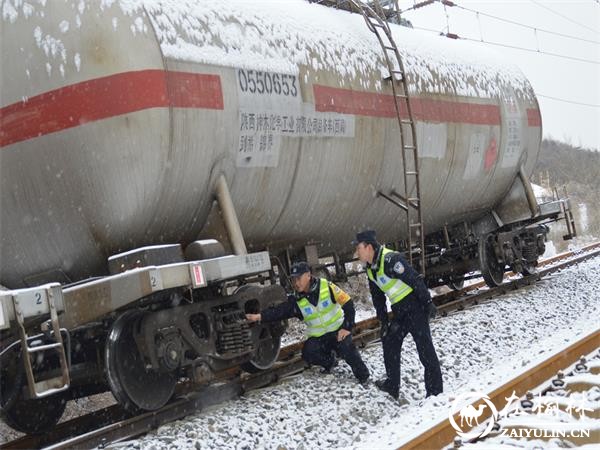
[353,230,443,400]
[246,262,370,384]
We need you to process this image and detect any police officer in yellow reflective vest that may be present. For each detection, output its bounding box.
[353,230,443,400]
[246,262,370,385]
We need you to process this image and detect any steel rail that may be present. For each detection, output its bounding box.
[433,241,600,306]
[2,243,598,450]
[398,329,600,449]
[435,244,600,316]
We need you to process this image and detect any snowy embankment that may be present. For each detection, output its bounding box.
[122,257,599,450]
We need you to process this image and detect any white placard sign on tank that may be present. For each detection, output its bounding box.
[500,94,523,169]
[236,68,355,168]
[464,132,486,179]
[415,122,446,159]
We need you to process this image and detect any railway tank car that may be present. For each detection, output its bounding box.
[0,0,574,434]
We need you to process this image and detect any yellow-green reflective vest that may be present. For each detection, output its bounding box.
[296,278,344,338]
[366,247,414,305]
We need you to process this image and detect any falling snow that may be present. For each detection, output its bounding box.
[122,257,599,450]
[1,0,534,100]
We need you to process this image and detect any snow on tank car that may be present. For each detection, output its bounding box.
[0,0,574,434]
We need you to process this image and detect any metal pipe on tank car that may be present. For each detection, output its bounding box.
[519,165,540,217]
[215,175,247,255]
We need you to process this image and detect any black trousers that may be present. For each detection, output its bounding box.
[302,330,370,382]
[383,296,443,397]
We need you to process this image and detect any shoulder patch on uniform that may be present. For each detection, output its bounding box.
[329,282,351,305]
[393,261,405,274]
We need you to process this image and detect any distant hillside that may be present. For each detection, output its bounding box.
[533,139,600,200]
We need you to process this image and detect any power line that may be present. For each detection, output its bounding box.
[529,0,600,35]
[451,3,600,45]
[537,93,600,107]
[442,0,451,34]
[459,35,600,65]
[400,0,437,13]
[411,26,600,65]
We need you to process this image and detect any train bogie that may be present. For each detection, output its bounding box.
[0,244,287,433]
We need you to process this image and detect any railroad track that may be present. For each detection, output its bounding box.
[398,328,600,449]
[3,243,599,450]
[433,241,600,316]
[433,241,600,309]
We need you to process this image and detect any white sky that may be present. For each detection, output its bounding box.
[396,0,600,150]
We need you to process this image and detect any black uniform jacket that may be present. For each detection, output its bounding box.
[261,277,355,332]
[366,245,432,325]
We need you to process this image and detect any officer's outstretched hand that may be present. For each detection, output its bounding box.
[337,328,351,342]
[246,313,261,322]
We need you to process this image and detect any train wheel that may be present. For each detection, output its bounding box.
[241,328,282,374]
[1,343,66,434]
[1,394,67,435]
[479,235,505,288]
[105,311,177,413]
[0,342,23,412]
[239,285,284,373]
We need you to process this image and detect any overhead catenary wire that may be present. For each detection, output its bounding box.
[402,0,600,43]
[458,35,600,65]
[537,93,600,108]
[476,11,484,41]
[399,3,600,110]
[411,25,600,65]
[529,0,600,35]
[449,2,600,45]
[442,0,451,34]
[400,0,437,14]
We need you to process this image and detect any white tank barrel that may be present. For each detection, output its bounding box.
[0,0,541,288]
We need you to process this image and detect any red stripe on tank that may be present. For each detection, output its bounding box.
[0,70,223,148]
[313,85,399,118]
[526,108,542,127]
[313,84,504,125]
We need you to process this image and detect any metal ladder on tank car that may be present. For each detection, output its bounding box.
[348,0,426,274]
[11,286,71,398]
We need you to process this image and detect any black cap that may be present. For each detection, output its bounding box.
[290,261,311,277]
[351,229,378,246]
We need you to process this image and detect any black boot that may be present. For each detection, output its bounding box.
[375,379,399,400]
[320,356,338,374]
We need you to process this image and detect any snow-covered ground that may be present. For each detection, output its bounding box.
[458,351,600,449]
[118,256,599,450]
